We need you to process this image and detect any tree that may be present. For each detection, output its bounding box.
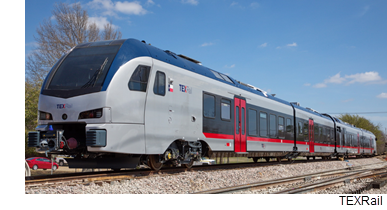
[25,78,41,157]
[26,2,122,82]
[25,2,122,156]
[338,114,386,155]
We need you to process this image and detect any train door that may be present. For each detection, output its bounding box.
[309,119,314,153]
[234,97,246,153]
[357,133,360,154]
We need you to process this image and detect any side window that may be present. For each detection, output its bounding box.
[303,122,308,139]
[269,114,277,138]
[153,71,166,96]
[259,112,268,137]
[330,128,334,144]
[278,116,284,138]
[286,118,293,133]
[248,109,257,136]
[343,131,346,146]
[353,135,357,147]
[241,108,245,135]
[221,99,231,120]
[314,125,319,143]
[128,65,151,92]
[298,122,303,135]
[203,93,215,118]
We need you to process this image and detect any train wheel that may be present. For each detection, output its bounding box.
[182,159,194,168]
[148,155,163,171]
[252,157,259,163]
[265,157,270,162]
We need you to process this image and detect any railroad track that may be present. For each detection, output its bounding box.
[192,162,387,194]
[273,170,387,194]
[25,158,334,187]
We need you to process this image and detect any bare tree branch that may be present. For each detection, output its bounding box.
[25,2,123,140]
[26,2,123,83]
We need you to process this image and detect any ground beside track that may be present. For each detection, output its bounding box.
[25,157,385,194]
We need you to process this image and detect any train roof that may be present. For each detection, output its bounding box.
[76,39,333,118]
[80,38,290,106]
[326,116,375,135]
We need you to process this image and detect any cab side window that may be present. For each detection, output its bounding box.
[153,71,166,96]
[128,65,151,92]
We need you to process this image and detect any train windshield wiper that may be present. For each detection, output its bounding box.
[82,57,109,88]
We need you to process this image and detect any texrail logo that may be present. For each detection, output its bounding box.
[57,104,73,109]
[179,84,192,94]
[57,104,65,109]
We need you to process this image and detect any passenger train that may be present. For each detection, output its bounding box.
[28,38,377,170]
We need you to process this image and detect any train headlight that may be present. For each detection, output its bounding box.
[79,108,103,119]
[39,111,53,120]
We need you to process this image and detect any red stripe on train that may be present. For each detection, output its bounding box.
[203,132,234,139]
[203,133,374,151]
[246,136,294,144]
[203,133,294,144]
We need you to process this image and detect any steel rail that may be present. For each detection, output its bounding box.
[192,163,387,194]
[274,170,387,194]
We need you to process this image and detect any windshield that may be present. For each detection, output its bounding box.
[47,45,120,90]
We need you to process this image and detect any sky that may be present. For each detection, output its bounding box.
[24,0,387,130]
[9,0,386,203]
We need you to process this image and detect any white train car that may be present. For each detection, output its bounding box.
[28,39,377,170]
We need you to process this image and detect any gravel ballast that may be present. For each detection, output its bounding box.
[25,158,386,194]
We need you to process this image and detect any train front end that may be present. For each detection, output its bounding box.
[27,39,146,169]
